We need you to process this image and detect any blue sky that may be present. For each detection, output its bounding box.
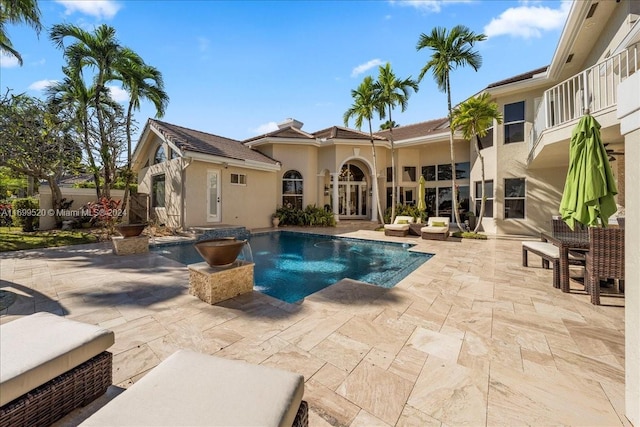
[1,0,571,141]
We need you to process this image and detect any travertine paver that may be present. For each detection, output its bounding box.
[0,227,628,426]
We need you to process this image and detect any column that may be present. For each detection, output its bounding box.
[331,173,340,221]
[370,172,379,222]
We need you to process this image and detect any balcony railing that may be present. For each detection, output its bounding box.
[529,43,639,158]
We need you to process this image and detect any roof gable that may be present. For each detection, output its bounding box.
[375,118,449,141]
[148,119,278,165]
[313,126,385,141]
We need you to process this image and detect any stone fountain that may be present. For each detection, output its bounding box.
[188,237,254,305]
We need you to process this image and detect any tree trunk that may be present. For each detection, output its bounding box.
[446,76,463,231]
[47,177,64,228]
[388,107,396,224]
[474,134,486,233]
[368,121,384,224]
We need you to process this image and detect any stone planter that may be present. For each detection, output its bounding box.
[272,216,280,228]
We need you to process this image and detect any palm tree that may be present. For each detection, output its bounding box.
[0,0,42,65]
[344,76,384,224]
[46,65,102,198]
[50,23,124,198]
[451,92,502,232]
[374,62,418,223]
[380,120,399,130]
[416,25,486,230]
[114,49,169,212]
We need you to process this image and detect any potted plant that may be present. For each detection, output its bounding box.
[271,213,280,228]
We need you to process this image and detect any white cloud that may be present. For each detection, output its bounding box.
[351,59,384,78]
[252,122,279,135]
[0,53,20,68]
[484,1,571,39]
[28,80,57,91]
[106,85,129,102]
[55,0,121,19]
[389,0,472,13]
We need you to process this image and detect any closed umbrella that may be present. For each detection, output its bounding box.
[417,175,426,212]
[559,114,617,229]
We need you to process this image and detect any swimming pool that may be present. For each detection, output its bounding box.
[152,231,432,303]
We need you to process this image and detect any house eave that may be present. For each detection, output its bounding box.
[185,150,281,172]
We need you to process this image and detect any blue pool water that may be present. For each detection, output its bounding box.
[152,231,432,303]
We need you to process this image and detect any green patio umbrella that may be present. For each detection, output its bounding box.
[559,114,617,229]
[417,176,426,212]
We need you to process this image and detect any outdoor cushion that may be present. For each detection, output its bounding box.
[385,223,410,231]
[397,219,409,224]
[0,312,114,406]
[393,216,415,224]
[431,221,446,227]
[81,349,305,427]
[421,225,449,233]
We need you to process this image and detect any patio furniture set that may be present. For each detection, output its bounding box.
[0,313,309,427]
[522,218,625,305]
[384,216,450,240]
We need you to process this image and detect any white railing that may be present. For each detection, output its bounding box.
[529,43,639,158]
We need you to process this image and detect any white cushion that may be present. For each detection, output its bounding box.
[427,217,450,227]
[0,312,115,406]
[421,226,449,234]
[81,349,305,427]
[522,241,559,258]
[384,224,410,231]
[393,216,415,225]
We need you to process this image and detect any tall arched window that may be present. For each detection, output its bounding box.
[282,170,303,209]
[154,145,166,164]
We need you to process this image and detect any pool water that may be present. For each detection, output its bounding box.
[152,231,432,303]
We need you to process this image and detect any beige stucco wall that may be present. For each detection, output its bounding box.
[138,157,183,229]
[624,127,639,426]
[271,145,318,208]
[181,161,277,229]
[37,187,126,230]
[582,0,639,69]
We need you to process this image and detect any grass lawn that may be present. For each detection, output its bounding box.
[0,227,99,252]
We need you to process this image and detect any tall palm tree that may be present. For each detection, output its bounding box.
[416,25,486,230]
[344,76,384,224]
[374,62,418,223]
[451,92,502,232]
[0,0,42,65]
[114,49,169,212]
[46,65,102,198]
[50,23,123,198]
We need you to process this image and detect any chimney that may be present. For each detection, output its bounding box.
[277,118,303,129]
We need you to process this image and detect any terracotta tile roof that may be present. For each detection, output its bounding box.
[243,126,315,143]
[313,126,386,141]
[149,119,278,165]
[486,66,548,88]
[375,118,449,141]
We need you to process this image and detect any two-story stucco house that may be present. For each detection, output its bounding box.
[132,1,639,421]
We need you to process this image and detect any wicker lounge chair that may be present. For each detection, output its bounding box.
[421,217,450,240]
[0,313,114,427]
[384,215,415,237]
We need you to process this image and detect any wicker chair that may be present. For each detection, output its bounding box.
[585,227,625,305]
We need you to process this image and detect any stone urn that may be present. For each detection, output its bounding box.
[116,223,146,238]
[194,237,247,267]
[272,216,280,228]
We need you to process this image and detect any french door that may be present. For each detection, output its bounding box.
[207,170,221,222]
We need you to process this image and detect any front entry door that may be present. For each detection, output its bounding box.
[207,170,221,222]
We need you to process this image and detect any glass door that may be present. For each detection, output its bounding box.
[207,170,221,222]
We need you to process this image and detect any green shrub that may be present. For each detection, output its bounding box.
[275,204,336,227]
[451,231,487,240]
[12,198,39,232]
[383,204,427,224]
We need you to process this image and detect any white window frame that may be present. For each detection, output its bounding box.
[231,173,247,186]
[504,177,526,219]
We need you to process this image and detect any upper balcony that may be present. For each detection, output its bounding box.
[528,43,639,167]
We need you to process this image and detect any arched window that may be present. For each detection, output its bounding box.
[154,145,166,164]
[282,170,303,209]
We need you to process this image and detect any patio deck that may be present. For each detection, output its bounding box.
[0,227,627,426]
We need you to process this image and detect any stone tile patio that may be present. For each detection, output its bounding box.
[0,227,628,426]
